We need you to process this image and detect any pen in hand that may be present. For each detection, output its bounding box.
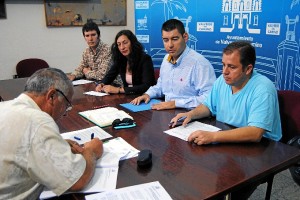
[169,116,187,127]
[91,133,94,140]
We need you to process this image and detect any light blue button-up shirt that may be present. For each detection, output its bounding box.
[146,46,216,109]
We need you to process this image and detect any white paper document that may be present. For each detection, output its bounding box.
[164,121,221,141]
[103,137,140,160]
[61,126,112,145]
[95,137,140,168]
[72,79,94,86]
[40,167,119,199]
[85,181,173,200]
[84,91,109,97]
[97,151,121,168]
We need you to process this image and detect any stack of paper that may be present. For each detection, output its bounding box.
[103,137,140,161]
[72,79,94,86]
[79,107,133,127]
[40,133,140,199]
[85,181,173,200]
[84,91,109,97]
[40,167,119,199]
[40,128,115,199]
[94,137,140,169]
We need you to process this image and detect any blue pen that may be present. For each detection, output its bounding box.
[169,116,187,126]
[178,116,187,122]
[91,133,94,140]
[74,136,81,141]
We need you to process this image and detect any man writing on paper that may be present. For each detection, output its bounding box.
[131,19,216,110]
[0,68,103,199]
[171,41,282,199]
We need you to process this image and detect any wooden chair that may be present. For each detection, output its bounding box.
[16,58,49,78]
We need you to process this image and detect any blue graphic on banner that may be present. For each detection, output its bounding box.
[134,0,300,91]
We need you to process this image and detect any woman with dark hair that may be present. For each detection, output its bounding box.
[95,30,156,94]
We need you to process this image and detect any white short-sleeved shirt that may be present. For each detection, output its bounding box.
[0,94,86,200]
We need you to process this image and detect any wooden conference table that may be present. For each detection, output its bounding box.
[1,78,300,200]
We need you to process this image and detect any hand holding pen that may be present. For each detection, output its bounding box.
[66,139,84,154]
[169,114,191,128]
[83,138,104,159]
[70,134,103,158]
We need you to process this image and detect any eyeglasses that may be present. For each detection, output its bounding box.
[112,118,136,129]
[55,89,72,112]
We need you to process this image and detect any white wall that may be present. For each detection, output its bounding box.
[0,0,135,80]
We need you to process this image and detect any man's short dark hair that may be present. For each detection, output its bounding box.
[161,19,186,36]
[223,41,256,69]
[82,21,100,37]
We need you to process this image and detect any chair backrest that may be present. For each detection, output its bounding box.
[278,90,300,143]
[16,58,49,78]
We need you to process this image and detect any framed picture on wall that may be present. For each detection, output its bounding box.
[0,0,6,19]
[44,0,126,27]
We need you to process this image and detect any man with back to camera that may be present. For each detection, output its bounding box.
[68,21,122,85]
[0,68,103,199]
[131,18,216,110]
[171,41,282,199]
